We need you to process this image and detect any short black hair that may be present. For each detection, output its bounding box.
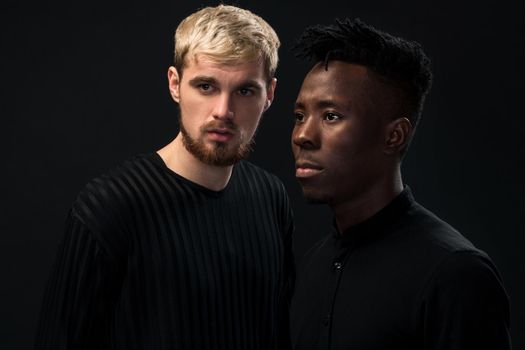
[292,18,433,130]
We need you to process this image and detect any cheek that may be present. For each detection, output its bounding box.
[180,94,209,118]
[179,104,207,134]
[236,99,265,127]
[331,122,381,154]
[291,139,299,156]
[324,128,355,157]
[239,97,265,114]
[242,116,263,138]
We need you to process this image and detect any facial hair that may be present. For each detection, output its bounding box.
[179,118,255,167]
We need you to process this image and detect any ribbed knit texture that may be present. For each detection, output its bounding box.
[35,153,294,350]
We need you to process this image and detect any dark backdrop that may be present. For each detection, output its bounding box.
[2,1,523,349]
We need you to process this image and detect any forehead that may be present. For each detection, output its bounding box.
[296,61,372,108]
[183,55,267,80]
[182,56,267,88]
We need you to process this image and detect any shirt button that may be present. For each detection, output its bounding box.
[333,261,342,270]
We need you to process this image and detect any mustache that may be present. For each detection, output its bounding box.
[201,120,238,132]
[293,152,321,165]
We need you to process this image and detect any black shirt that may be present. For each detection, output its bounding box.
[290,187,511,350]
[35,153,294,350]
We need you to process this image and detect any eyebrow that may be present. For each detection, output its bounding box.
[188,76,219,86]
[240,80,264,90]
[294,99,341,110]
[188,76,264,90]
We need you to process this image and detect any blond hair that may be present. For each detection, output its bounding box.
[174,5,280,80]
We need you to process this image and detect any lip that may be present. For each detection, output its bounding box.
[206,128,235,142]
[295,161,324,178]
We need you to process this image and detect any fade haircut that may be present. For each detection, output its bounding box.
[292,18,432,133]
[174,5,280,81]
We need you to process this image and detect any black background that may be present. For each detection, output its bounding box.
[2,1,523,349]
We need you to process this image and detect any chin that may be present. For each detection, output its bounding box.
[301,187,330,204]
[306,197,328,205]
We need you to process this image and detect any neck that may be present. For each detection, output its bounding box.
[332,169,403,233]
[157,134,233,191]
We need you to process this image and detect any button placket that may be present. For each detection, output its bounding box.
[318,248,352,350]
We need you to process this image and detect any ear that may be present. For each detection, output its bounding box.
[384,117,412,155]
[264,77,277,111]
[168,66,181,103]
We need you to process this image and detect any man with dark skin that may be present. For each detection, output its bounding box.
[289,18,511,349]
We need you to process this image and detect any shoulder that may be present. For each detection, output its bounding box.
[388,196,505,291]
[402,200,479,254]
[234,160,289,197]
[234,161,293,228]
[236,161,286,186]
[71,154,160,253]
[418,250,511,346]
[425,250,506,292]
[409,203,509,308]
[74,154,160,209]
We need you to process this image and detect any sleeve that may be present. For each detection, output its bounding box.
[277,194,295,350]
[420,250,512,350]
[34,209,124,350]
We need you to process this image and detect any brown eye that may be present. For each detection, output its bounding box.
[239,87,254,96]
[294,112,305,123]
[324,112,341,122]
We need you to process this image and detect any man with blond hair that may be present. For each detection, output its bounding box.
[35,5,293,350]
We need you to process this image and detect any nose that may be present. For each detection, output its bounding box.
[292,116,320,150]
[213,93,234,120]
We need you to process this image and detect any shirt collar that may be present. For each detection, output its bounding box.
[333,186,415,247]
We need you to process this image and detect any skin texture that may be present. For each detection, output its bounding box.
[158,55,276,191]
[292,61,411,231]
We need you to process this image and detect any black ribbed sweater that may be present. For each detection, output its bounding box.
[35,153,294,350]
